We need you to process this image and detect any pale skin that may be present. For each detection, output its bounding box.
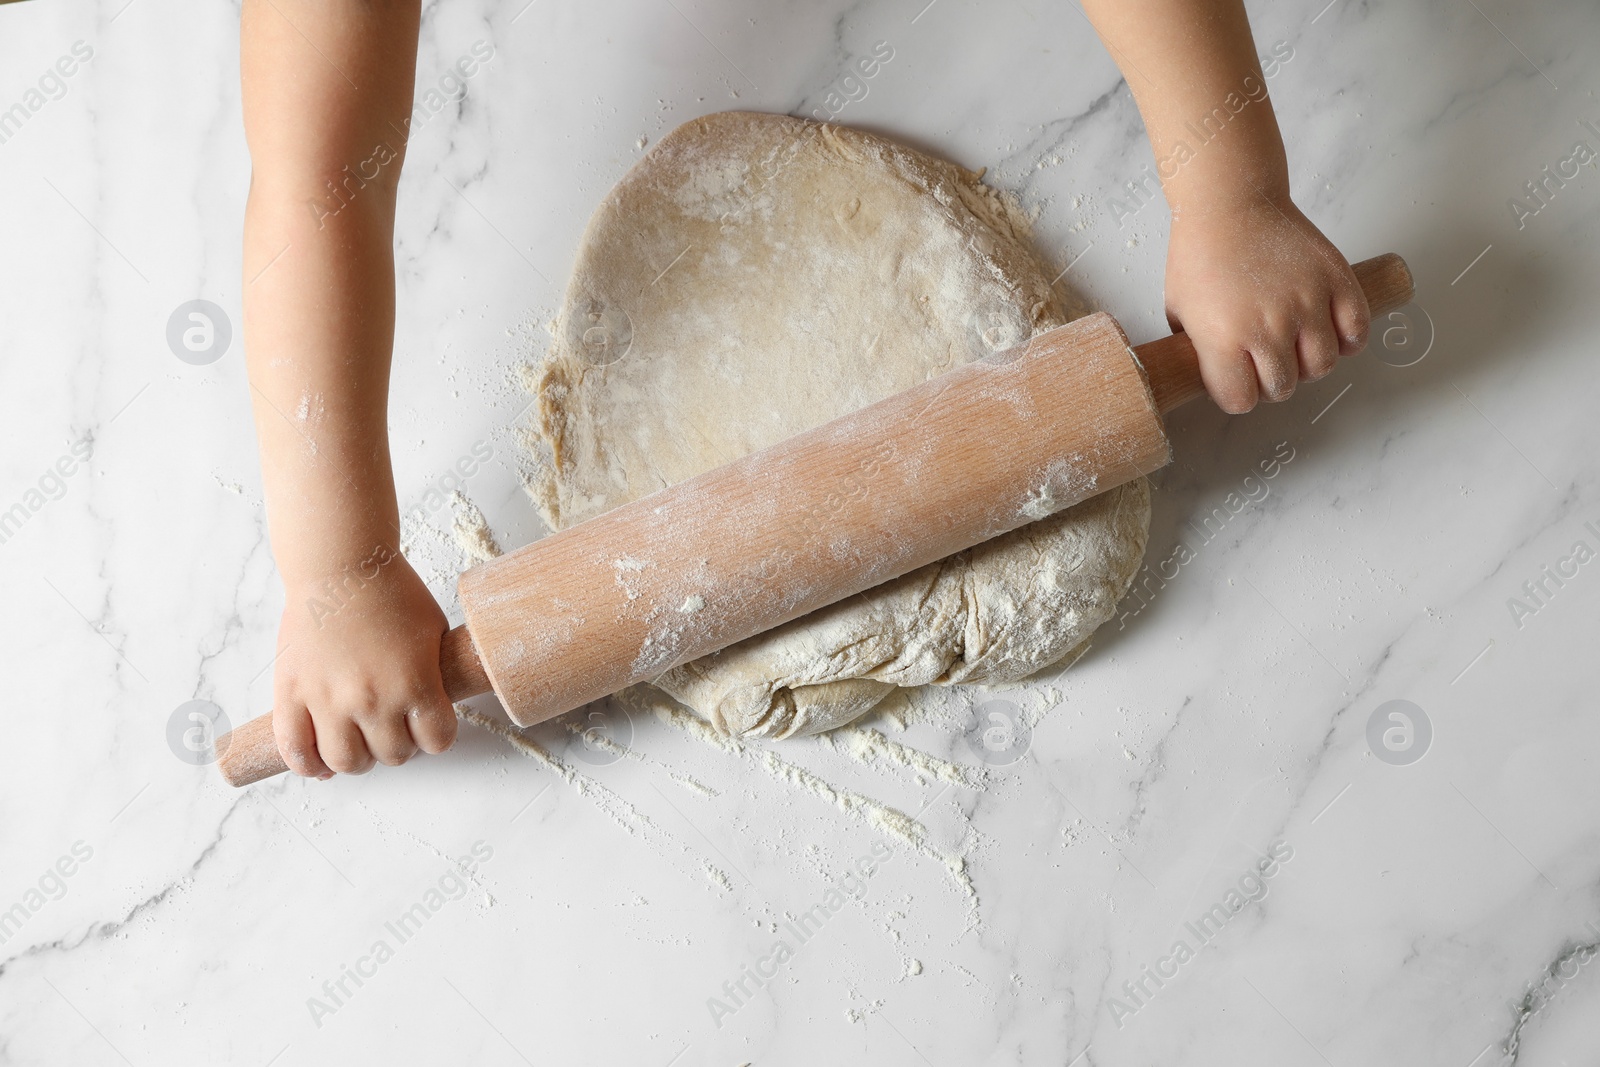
[240,0,1368,776]
[1082,0,1371,410]
[243,0,454,778]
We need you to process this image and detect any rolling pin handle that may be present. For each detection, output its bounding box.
[1137,252,1415,414]
[214,624,490,787]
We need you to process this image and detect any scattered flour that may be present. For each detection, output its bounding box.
[650,698,745,756]
[671,772,719,797]
[450,492,502,565]
[561,717,645,765]
[757,749,978,927]
[951,963,985,988]
[832,725,985,789]
[647,692,981,926]
[355,802,497,910]
[457,707,735,896]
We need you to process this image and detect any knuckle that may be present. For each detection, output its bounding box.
[416,686,454,713]
[284,753,318,778]
[350,699,387,727]
[1257,349,1295,381]
[272,722,319,778]
[1342,307,1372,348]
[412,709,459,754]
[323,742,370,775]
[1304,339,1340,377]
[1217,319,1260,348]
[279,738,314,771]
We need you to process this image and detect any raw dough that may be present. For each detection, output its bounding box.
[523,112,1149,738]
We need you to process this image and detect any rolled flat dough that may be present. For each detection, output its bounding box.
[524,111,1149,738]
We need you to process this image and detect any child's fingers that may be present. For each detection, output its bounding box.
[1196,341,1259,415]
[1176,310,1261,415]
[319,716,376,775]
[408,688,458,756]
[1332,279,1372,357]
[1297,309,1342,383]
[361,709,419,767]
[274,703,332,779]
[1250,326,1299,403]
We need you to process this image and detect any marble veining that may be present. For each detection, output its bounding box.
[2,0,1599,1063]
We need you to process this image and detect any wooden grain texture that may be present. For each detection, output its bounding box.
[215,625,490,787]
[1139,253,1416,413]
[460,310,1170,728]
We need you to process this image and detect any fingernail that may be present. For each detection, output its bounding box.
[318,771,334,781]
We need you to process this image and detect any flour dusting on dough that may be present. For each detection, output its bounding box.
[520,112,1150,740]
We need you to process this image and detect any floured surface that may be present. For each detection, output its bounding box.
[457,685,989,924]
[524,111,1149,737]
[26,10,1600,1066]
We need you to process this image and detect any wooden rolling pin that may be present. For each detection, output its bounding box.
[217,253,1414,786]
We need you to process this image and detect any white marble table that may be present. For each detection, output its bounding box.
[3,0,1598,1063]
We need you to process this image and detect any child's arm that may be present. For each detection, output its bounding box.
[242,0,455,778]
[1080,0,1369,413]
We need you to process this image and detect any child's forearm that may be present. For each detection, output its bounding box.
[245,191,401,591]
[1079,0,1288,215]
[241,0,420,591]
[1081,0,1367,414]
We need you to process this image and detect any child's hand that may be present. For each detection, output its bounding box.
[271,554,458,778]
[1164,195,1370,414]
